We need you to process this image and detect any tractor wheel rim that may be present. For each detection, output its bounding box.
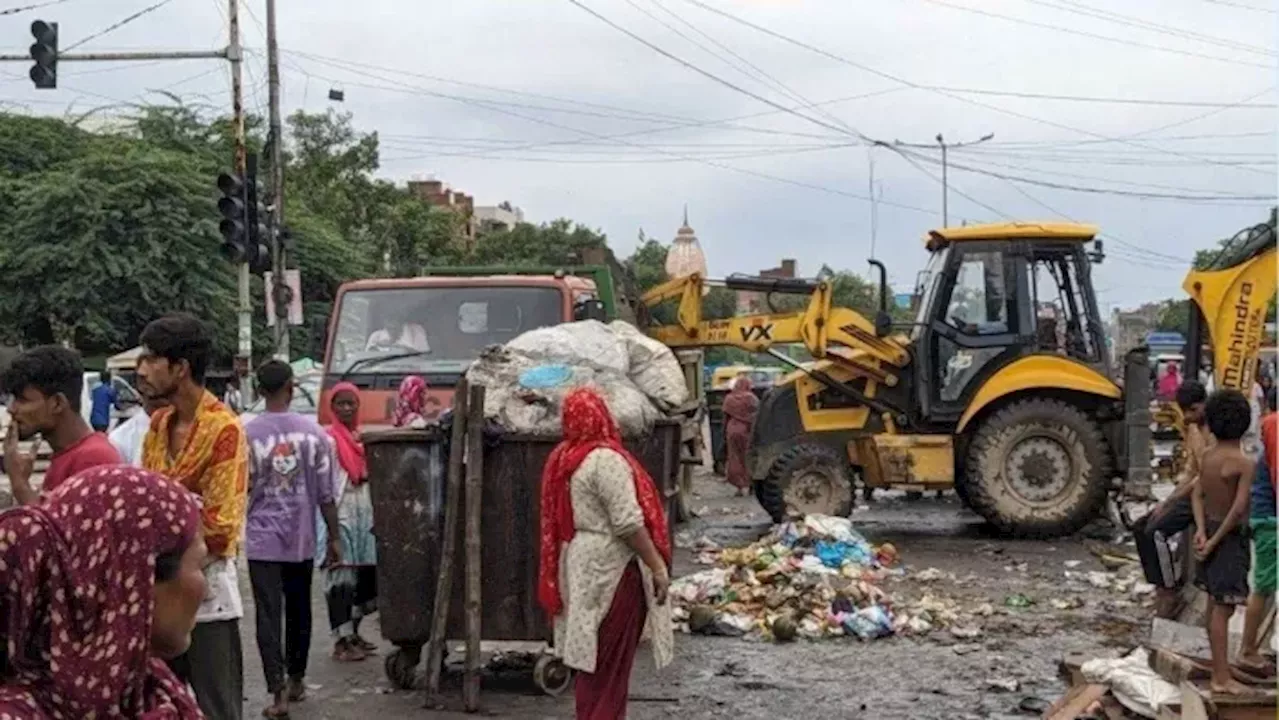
[785,470,835,515]
[1005,435,1074,503]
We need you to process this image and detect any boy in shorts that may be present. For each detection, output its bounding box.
[1238,387,1276,675]
[1192,388,1256,694]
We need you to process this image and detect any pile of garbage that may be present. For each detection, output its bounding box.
[671,515,917,642]
[465,320,688,436]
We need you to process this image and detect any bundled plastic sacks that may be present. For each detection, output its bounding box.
[670,514,907,642]
[465,320,689,437]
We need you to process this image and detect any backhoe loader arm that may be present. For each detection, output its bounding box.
[640,274,911,386]
[1183,221,1278,392]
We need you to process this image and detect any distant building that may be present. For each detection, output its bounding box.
[473,201,525,234]
[1110,304,1163,364]
[407,178,476,246]
[736,259,797,315]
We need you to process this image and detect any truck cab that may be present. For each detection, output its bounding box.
[319,273,607,428]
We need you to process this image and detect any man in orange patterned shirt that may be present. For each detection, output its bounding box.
[138,312,248,720]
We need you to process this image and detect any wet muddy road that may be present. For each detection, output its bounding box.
[238,475,1149,719]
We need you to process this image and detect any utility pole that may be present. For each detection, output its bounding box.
[227,0,254,403]
[867,148,877,259]
[892,132,995,228]
[266,0,289,360]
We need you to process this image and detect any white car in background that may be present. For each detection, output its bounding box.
[239,375,322,424]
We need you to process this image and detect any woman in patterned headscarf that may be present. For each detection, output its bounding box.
[538,387,673,719]
[392,375,429,428]
[0,465,207,718]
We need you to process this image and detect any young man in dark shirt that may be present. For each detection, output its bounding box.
[1134,381,1208,618]
[2,346,121,505]
[1192,388,1256,694]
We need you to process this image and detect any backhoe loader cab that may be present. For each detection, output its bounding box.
[643,222,1145,536]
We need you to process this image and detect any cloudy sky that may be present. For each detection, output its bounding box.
[2,0,1276,312]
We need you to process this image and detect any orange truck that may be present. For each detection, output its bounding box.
[317,267,621,428]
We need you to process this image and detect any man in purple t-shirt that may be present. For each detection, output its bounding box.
[244,360,340,719]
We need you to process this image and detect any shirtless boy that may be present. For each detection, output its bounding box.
[1192,388,1256,694]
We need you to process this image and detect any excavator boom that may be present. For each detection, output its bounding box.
[1183,219,1278,391]
[640,273,911,387]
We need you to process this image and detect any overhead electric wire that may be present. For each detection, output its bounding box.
[286,51,905,152]
[896,146,1275,202]
[674,0,1276,178]
[928,88,1276,109]
[1014,0,1278,58]
[889,148,1011,219]
[635,0,862,136]
[0,0,70,16]
[561,0,870,142]
[914,0,1275,69]
[278,57,957,220]
[63,0,176,52]
[1203,0,1277,14]
[936,152,1273,195]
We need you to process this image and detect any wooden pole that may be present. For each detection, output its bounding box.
[423,380,469,703]
[463,383,486,713]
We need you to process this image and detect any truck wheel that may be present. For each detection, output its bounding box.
[962,398,1110,537]
[758,444,854,522]
[672,467,694,523]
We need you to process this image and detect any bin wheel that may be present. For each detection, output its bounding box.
[385,647,421,690]
[533,655,573,697]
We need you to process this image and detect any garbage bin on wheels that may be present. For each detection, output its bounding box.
[363,427,448,690]
[364,420,682,695]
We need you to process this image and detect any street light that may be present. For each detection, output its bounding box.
[894,132,995,227]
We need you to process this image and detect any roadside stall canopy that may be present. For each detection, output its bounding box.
[107,346,143,372]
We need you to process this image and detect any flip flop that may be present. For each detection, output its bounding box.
[262,705,290,719]
[286,678,307,703]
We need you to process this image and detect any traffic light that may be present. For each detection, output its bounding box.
[217,172,249,262]
[28,20,57,89]
[245,172,271,275]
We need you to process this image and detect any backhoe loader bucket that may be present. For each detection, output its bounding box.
[1122,346,1153,500]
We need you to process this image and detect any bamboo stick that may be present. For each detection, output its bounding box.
[463,383,486,713]
[424,379,469,703]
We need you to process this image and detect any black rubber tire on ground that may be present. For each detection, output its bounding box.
[962,397,1111,537]
[672,467,694,523]
[385,646,421,690]
[757,443,854,523]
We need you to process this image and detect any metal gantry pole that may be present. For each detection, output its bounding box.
[266,0,289,360]
[938,134,949,228]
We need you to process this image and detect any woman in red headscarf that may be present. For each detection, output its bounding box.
[320,382,379,662]
[0,465,207,718]
[722,375,759,496]
[393,375,429,428]
[539,388,673,720]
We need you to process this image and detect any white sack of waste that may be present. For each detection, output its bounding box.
[609,321,689,409]
[505,320,629,375]
[1081,648,1178,718]
[465,320,682,437]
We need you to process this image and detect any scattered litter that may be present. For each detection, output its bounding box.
[1063,560,1082,568]
[670,514,906,641]
[952,643,981,656]
[1085,571,1113,589]
[950,624,983,640]
[1049,597,1084,611]
[985,677,1020,693]
[915,567,945,582]
[1003,593,1034,608]
[1016,696,1050,714]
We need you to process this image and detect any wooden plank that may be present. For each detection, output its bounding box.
[1043,683,1107,720]
[1150,646,1212,685]
[1098,695,1128,720]
[462,383,486,714]
[424,379,469,703]
[1183,680,1280,720]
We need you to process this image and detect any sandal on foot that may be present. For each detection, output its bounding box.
[286,678,307,702]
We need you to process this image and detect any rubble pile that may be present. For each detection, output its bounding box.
[671,515,928,642]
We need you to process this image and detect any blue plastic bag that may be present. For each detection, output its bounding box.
[519,364,573,389]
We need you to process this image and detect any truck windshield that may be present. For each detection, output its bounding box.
[326,286,563,375]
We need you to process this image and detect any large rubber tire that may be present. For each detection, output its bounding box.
[757,443,854,523]
[962,398,1111,537]
[385,646,421,690]
[672,467,694,523]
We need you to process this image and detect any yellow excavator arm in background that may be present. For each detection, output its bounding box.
[640,273,911,387]
[1182,220,1278,392]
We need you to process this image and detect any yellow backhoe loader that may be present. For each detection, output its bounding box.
[641,220,1277,537]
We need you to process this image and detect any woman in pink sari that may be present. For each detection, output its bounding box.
[722,376,759,496]
[1158,362,1183,401]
